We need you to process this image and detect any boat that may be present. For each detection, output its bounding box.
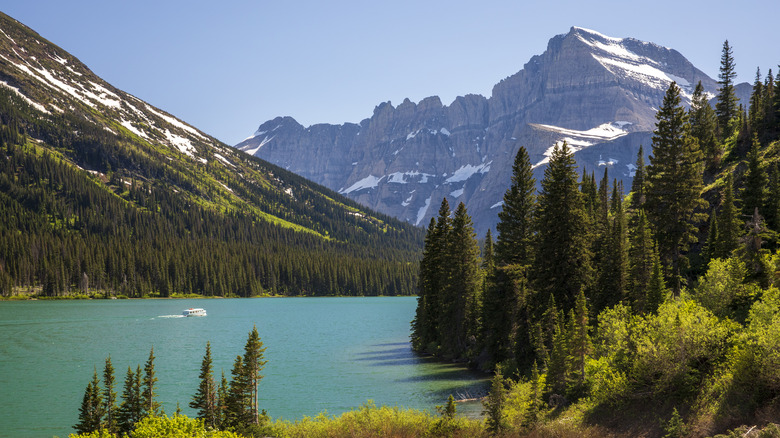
[182,308,207,317]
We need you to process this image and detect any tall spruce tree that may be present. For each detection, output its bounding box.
[742,134,767,217]
[715,40,739,139]
[438,202,481,359]
[225,355,249,428]
[190,341,218,429]
[75,369,103,435]
[411,218,439,352]
[242,326,267,426]
[689,81,720,169]
[495,146,536,267]
[533,142,593,314]
[102,356,118,434]
[117,366,141,434]
[142,347,160,417]
[716,173,743,258]
[629,145,646,214]
[594,182,628,313]
[645,82,708,293]
[628,210,655,313]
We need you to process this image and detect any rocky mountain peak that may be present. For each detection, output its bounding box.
[234,27,726,236]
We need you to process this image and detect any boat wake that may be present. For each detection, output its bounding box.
[158,315,185,318]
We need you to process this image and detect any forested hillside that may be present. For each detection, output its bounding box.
[0,12,423,298]
[413,41,780,436]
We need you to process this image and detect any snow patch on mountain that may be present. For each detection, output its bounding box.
[339,175,384,194]
[416,195,433,225]
[445,162,492,183]
[0,80,48,113]
[532,122,630,168]
[241,135,275,156]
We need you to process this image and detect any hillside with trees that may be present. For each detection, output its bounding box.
[0,12,423,298]
[412,41,780,437]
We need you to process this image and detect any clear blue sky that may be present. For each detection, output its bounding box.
[2,1,778,145]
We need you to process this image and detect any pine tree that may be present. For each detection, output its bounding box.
[645,82,708,293]
[217,371,229,430]
[102,355,118,434]
[483,370,508,435]
[117,366,141,434]
[742,134,766,217]
[645,243,668,314]
[715,173,743,258]
[567,290,590,394]
[533,142,593,313]
[411,219,439,351]
[628,210,655,313]
[75,369,103,434]
[482,229,495,273]
[242,326,267,426]
[412,200,452,353]
[439,202,481,359]
[190,341,218,429]
[689,81,720,169]
[142,347,160,417]
[225,355,248,428]
[715,40,739,139]
[546,314,570,395]
[629,146,646,214]
[703,209,719,263]
[495,146,536,267]
[594,182,628,313]
[765,164,780,231]
[749,68,765,134]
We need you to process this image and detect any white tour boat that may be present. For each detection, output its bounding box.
[182,308,207,317]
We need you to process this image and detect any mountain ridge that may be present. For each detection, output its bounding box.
[0,11,422,297]
[236,26,747,236]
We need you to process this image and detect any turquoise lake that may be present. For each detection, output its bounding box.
[0,297,488,437]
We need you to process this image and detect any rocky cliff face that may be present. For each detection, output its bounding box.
[235,27,721,236]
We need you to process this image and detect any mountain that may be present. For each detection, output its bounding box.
[236,27,743,236]
[0,12,423,297]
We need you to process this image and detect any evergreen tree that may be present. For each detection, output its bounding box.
[749,68,765,134]
[482,229,495,273]
[594,182,628,313]
[483,370,509,435]
[224,355,249,428]
[412,200,452,353]
[482,264,526,368]
[645,243,668,314]
[645,82,708,293]
[117,366,141,434]
[102,355,118,434]
[742,134,766,217]
[629,145,646,214]
[75,369,103,435]
[142,347,160,417]
[546,313,570,395]
[765,164,780,231]
[411,219,439,351]
[495,146,536,267]
[533,142,593,313]
[567,290,590,394]
[190,341,218,429]
[703,209,719,264]
[715,173,743,258]
[628,210,655,313]
[689,81,720,169]
[241,326,267,426]
[438,202,481,359]
[715,40,739,139]
[217,371,229,430]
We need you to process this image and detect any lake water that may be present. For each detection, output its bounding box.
[0,297,488,437]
